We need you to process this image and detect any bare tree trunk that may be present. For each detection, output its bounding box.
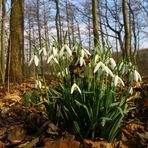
[98,1,105,48]
[6,0,24,82]
[55,0,60,45]
[28,17,32,60]
[1,0,6,84]
[92,0,99,47]
[122,0,130,60]
[36,0,43,73]
[66,1,71,47]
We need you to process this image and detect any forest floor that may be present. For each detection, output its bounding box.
[0,77,148,148]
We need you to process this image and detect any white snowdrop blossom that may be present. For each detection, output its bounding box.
[81,49,85,58]
[71,83,81,94]
[47,54,54,63]
[29,55,39,66]
[35,80,42,89]
[94,55,99,64]
[94,61,114,77]
[47,54,59,64]
[39,48,47,56]
[130,70,142,82]
[129,87,133,95]
[53,47,58,56]
[83,48,91,56]
[106,58,116,70]
[112,75,124,87]
[59,44,72,56]
[80,57,86,66]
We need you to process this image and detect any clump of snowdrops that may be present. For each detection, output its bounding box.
[28,41,142,142]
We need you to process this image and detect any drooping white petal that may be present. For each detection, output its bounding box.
[113,75,119,87]
[47,54,54,63]
[94,62,101,73]
[94,55,99,64]
[84,48,91,56]
[129,87,133,95]
[106,67,114,77]
[118,77,125,86]
[71,83,81,94]
[29,57,34,66]
[81,49,85,58]
[80,57,84,66]
[34,55,39,66]
[59,45,65,56]
[53,47,58,56]
[39,49,42,55]
[53,58,59,64]
[35,80,42,89]
[109,58,116,70]
[134,70,142,82]
[65,44,72,56]
[42,48,47,56]
[112,75,124,86]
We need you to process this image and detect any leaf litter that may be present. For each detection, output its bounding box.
[0,78,147,148]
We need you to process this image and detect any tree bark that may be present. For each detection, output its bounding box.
[1,0,6,84]
[92,0,99,47]
[122,0,130,60]
[6,0,24,82]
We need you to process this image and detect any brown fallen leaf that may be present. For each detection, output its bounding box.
[44,137,80,148]
[47,123,59,135]
[0,128,7,139]
[7,124,26,144]
[0,141,5,148]
[83,139,112,148]
[137,132,148,146]
[18,137,39,148]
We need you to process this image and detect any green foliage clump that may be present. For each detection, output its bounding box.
[27,41,142,142]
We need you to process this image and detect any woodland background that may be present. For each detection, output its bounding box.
[0,0,148,83]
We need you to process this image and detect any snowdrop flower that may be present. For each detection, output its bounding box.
[29,55,39,66]
[129,87,133,95]
[47,54,59,64]
[83,48,91,56]
[94,61,114,77]
[112,75,125,87]
[94,61,103,73]
[130,70,142,82]
[39,48,47,56]
[53,57,59,64]
[35,80,42,89]
[59,44,72,56]
[71,83,81,94]
[94,54,99,64]
[47,54,54,63]
[106,58,116,70]
[81,49,85,58]
[53,47,58,56]
[80,57,86,66]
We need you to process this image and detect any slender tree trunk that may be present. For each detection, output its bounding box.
[66,1,71,47]
[98,0,105,48]
[6,0,24,82]
[55,0,60,45]
[28,18,32,60]
[1,0,6,84]
[122,0,130,60]
[92,0,99,47]
[36,0,43,73]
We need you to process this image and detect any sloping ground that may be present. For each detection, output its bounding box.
[0,80,148,148]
